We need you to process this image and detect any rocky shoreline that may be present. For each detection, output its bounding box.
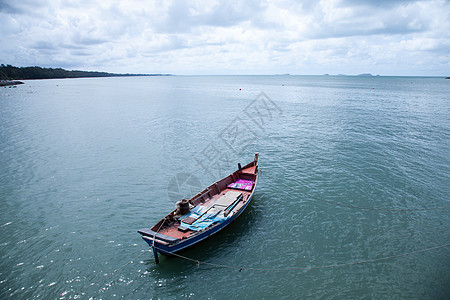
[0,80,24,87]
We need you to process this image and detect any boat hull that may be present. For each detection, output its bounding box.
[139,153,259,261]
[143,190,256,256]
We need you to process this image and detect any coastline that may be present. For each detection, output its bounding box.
[0,80,24,87]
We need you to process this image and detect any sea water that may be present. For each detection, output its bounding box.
[0,75,449,298]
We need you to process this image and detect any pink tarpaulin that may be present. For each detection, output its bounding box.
[227,179,254,191]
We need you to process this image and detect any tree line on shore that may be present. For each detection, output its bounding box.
[0,64,170,80]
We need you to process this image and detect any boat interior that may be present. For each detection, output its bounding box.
[138,158,258,245]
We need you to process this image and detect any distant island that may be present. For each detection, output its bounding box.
[0,64,172,81]
[322,73,381,77]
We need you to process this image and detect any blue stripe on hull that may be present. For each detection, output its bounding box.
[143,192,255,255]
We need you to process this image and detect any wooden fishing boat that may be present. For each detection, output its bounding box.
[138,153,259,263]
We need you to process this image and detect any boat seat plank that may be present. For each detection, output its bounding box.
[182,216,197,225]
[213,190,242,207]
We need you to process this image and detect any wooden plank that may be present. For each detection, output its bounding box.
[214,191,242,207]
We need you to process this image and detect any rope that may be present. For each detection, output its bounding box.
[152,217,167,247]
[297,189,450,212]
[274,174,450,212]
[74,249,149,297]
[155,243,450,271]
[72,242,449,297]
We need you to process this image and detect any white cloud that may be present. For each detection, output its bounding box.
[0,0,449,75]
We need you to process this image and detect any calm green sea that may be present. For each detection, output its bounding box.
[1,76,449,299]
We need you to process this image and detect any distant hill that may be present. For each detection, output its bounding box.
[0,64,171,80]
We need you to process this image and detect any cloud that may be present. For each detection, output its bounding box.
[151,0,266,33]
[0,1,20,14]
[301,0,433,38]
[0,0,449,75]
[0,0,37,14]
[338,0,422,8]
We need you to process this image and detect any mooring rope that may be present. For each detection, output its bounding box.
[263,162,450,212]
[271,174,450,212]
[152,217,167,248]
[75,249,149,297]
[74,241,449,298]
[76,218,169,297]
[155,243,450,271]
[73,166,447,297]
[296,189,450,212]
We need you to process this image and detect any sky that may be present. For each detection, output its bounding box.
[1,0,449,75]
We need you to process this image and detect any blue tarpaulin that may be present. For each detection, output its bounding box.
[179,205,230,231]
